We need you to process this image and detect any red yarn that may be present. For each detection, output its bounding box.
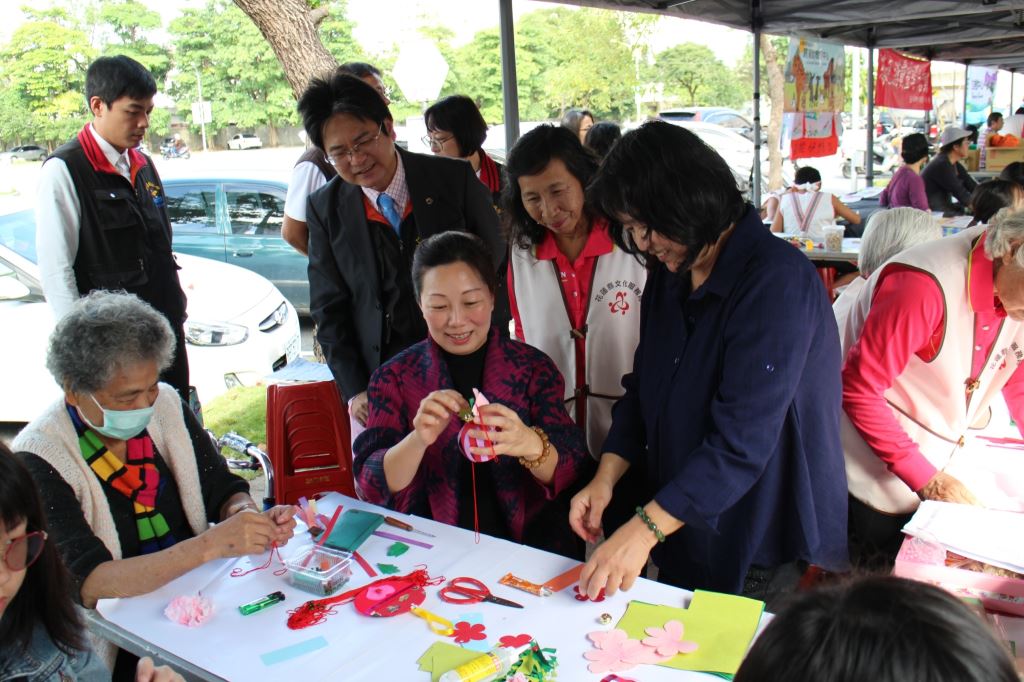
[230,543,287,578]
[287,568,442,630]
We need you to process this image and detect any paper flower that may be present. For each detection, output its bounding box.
[508,674,530,682]
[584,629,671,673]
[164,595,214,627]
[642,620,699,657]
[499,633,534,648]
[600,676,639,682]
[574,585,606,602]
[451,621,488,644]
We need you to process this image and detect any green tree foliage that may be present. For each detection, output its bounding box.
[94,0,170,82]
[0,8,93,146]
[168,0,302,136]
[653,42,744,108]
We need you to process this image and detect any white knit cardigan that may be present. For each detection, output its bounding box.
[13,383,210,670]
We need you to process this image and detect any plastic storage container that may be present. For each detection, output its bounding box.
[285,545,353,596]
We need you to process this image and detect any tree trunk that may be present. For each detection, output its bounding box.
[232,0,337,99]
[760,34,786,191]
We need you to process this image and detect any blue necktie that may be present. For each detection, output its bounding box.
[376,193,402,236]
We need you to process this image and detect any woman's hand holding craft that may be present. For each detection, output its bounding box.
[202,508,278,560]
[412,390,468,448]
[466,404,542,459]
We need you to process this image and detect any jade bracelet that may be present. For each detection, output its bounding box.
[635,506,666,543]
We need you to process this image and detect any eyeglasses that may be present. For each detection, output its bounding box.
[3,530,47,572]
[326,124,386,166]
[421,133,454,150]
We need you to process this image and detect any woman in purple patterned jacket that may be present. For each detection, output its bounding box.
[353,231,592,558]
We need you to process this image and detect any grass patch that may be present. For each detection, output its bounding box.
[202,386,267,479]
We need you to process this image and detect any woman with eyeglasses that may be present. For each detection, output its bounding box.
[0,443,182,681]
[423,95,505,211]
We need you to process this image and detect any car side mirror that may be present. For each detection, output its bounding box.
[0,276,30,301]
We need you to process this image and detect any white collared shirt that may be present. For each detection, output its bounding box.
[361,151,409,217]
[36,125,133,319]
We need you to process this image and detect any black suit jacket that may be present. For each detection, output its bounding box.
[306,147,506,401]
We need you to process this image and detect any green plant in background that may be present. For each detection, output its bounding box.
[203,385,268,463]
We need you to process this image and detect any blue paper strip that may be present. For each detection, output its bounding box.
[260,636,328,666]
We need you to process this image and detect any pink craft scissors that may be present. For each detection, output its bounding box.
[438,577,523,609]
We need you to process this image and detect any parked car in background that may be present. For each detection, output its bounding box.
[2,145,47,162]
[227,133,263,150]
[662,119,791,200]
[659,107,764,143]
[161,175,309,315]
[0,209,300,422]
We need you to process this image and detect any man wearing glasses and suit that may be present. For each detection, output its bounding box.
[298,74,505,429]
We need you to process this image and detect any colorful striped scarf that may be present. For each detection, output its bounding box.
[68,405,176,554]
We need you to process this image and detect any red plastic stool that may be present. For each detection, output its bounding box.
[266,381,355,505]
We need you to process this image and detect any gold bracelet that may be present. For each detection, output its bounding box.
[519,427,551,469]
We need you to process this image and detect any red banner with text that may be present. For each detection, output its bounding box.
[875,49,932,110]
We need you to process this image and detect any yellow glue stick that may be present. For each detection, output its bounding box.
[437,646,516,682]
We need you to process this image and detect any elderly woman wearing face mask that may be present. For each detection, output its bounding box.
[14,291,296,672]
[771,166,861,241]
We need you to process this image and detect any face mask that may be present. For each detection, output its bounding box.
[80,394,154,440]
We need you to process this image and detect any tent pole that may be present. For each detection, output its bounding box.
[751,0,762,209]
[962,61,970,128]
[866,44,875,186]
[498,0,521,154]
[1011,70,1016,113]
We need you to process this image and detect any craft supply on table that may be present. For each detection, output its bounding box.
[164,594,214,627]
[287,568,444,629]
[372,529,434,549]
[542,564,583,593]
[599,613,613,625]
[499,572,552,597]
[417,642,482,682]
[438,645,517,682]
[259,636,328,666]
[323,508,385,552]
[238,591,286,616]
[383,515,437,537]
[285,545,352,596]
[439,577,524,608]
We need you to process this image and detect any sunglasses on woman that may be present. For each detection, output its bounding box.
[3,530,47,571]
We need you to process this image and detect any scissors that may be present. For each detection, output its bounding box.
[438,577,523,609]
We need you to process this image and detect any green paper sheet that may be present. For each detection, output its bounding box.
[387,541,410,557]
[616,590,765,676]
[376,563,400,574]
[416,641,481,681]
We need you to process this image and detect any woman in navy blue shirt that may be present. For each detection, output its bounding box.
[569,121,848,604]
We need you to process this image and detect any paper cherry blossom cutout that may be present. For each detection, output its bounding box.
[499,633,534,648]
[164,595,214,627]
[642,620,699,657]
[574,585,607,602]
[451,621,487,644]
[508,674,530,682]
[583,628,672,673]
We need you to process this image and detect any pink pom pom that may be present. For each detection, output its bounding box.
[164,595,214,627]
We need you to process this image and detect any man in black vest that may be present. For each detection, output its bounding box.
[298,74,506,426]
[36,55,189,398]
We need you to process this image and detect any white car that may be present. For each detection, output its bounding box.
[0,210,300,423]
[226,133,263,150]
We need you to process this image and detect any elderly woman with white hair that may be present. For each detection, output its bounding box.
[840,207,1024,569]
[833,207,942,339]
[13,291,296,674]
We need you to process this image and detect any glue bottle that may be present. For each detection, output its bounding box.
[438,646,517,682]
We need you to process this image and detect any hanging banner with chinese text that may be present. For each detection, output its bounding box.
[784,39,845,113]
[875,49,932,110]
[786,112,840,160]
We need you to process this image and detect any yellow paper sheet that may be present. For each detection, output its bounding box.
[615,590,764,675]
[416,641,481,682]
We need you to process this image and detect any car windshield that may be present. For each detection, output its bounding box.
[0,210,38,263]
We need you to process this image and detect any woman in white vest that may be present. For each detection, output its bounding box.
[771,166,861,241]
[13,291,296,674]
[504,125,646,459]
[840,207,1024,569]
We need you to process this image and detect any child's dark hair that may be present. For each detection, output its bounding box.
[794,166,822,184]
[85,55,157,107]
[412,231,498,300]
[0,443,85,655]
[734,576,1018,682]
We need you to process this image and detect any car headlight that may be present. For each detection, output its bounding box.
[258,302,289,332]
[184,320,249,346]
